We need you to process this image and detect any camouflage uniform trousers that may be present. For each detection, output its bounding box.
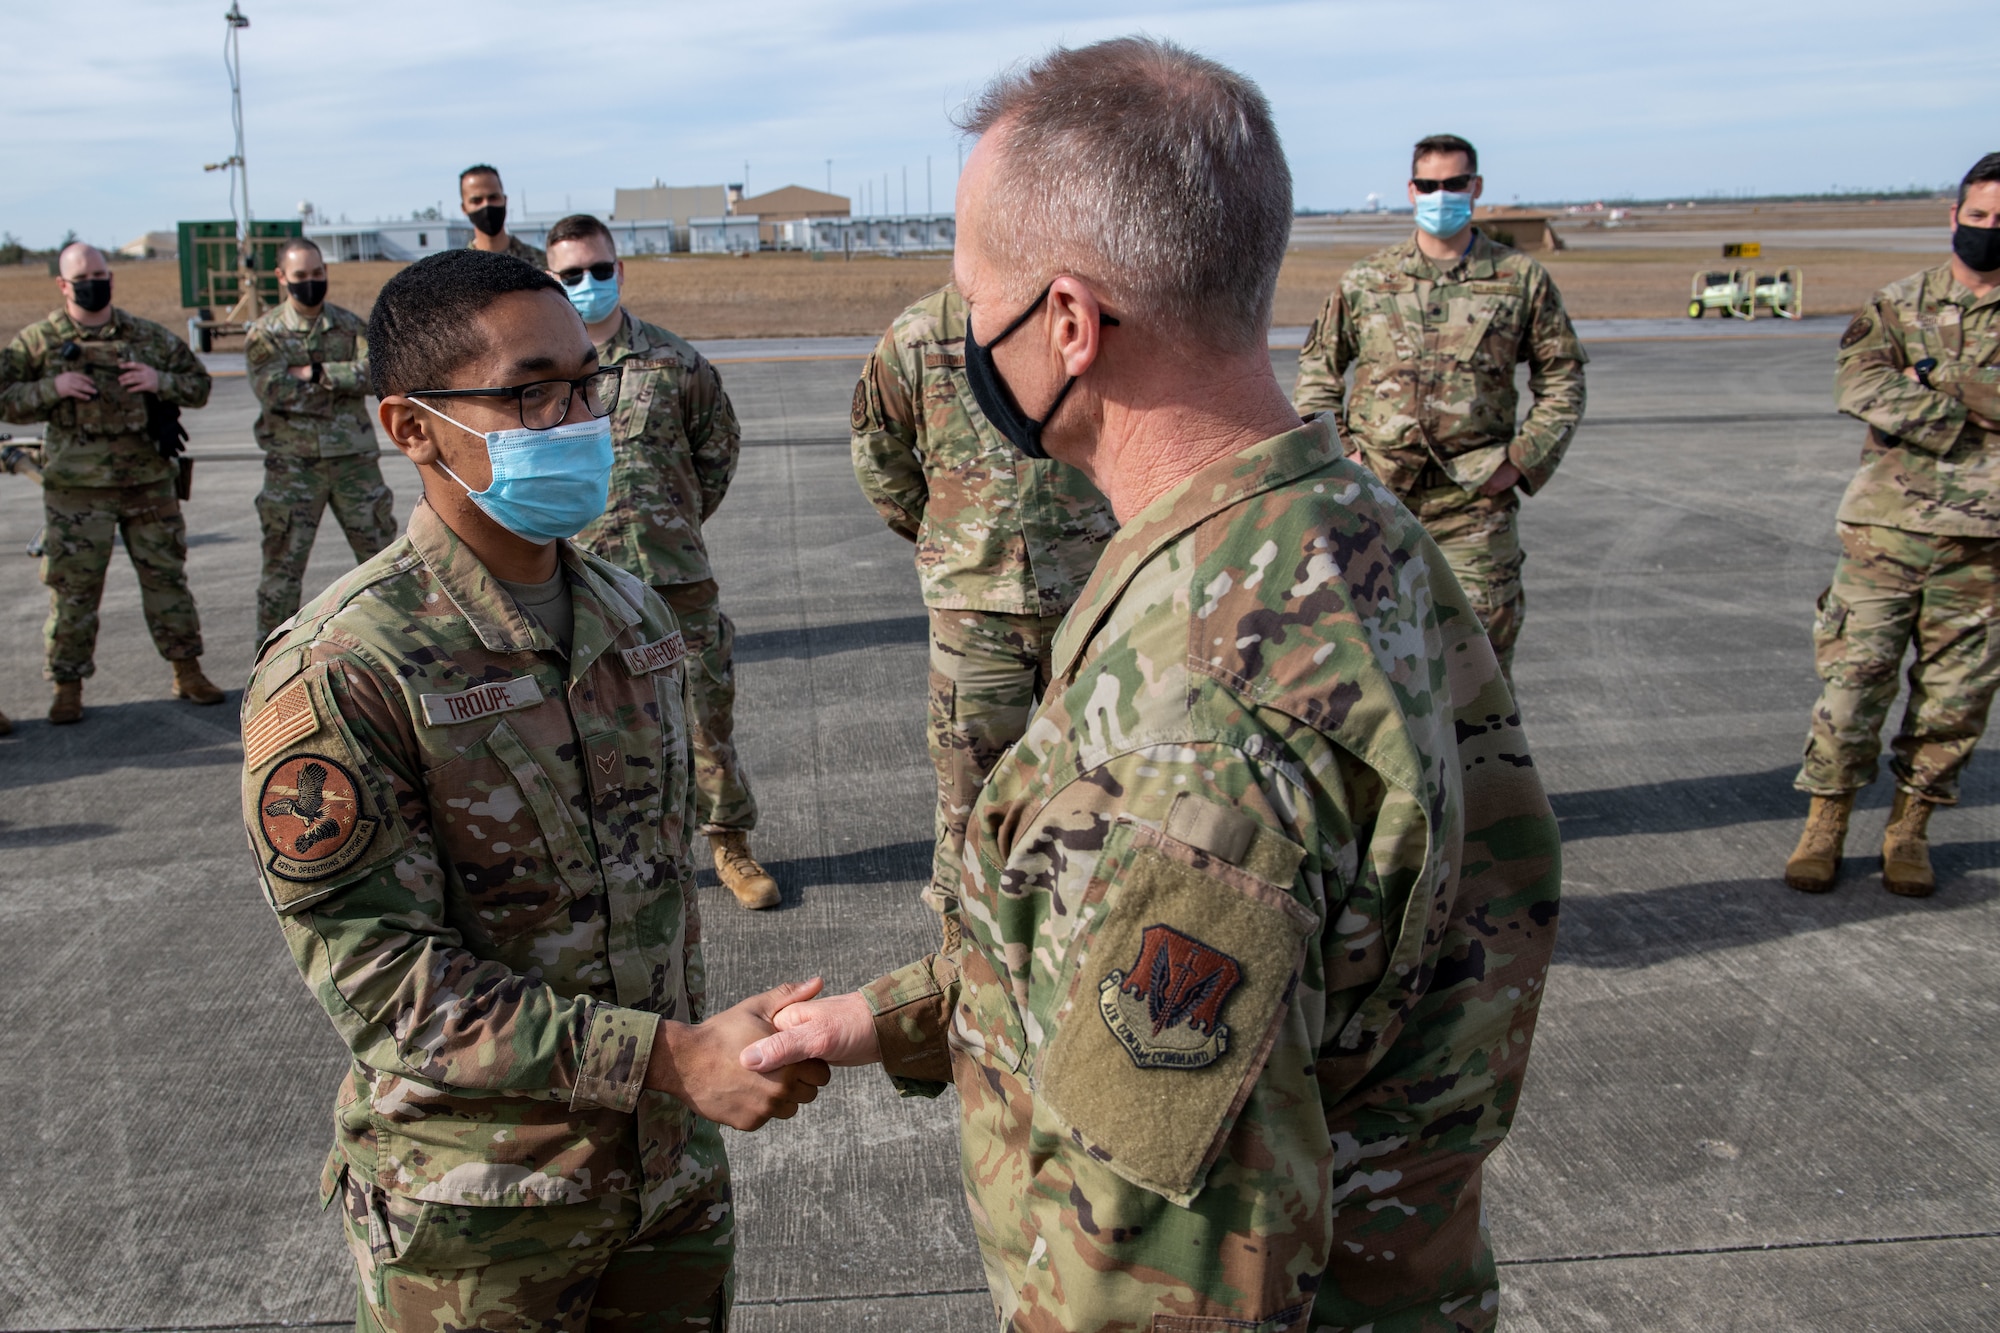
[41,481,202,681]
[1409,484,1525,679]
[256,454,397,640]
[923,607,1066,920]
[1797,520,2000,804]
[340,1166,733,1332]
[657,580,757,832]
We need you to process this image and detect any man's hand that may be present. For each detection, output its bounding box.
[740,990,882,1073]
[117,362,161,395]
[288,364,315,382]
[1479,460,1523,497]
[647,979,833,1131]
[54,372,97,401]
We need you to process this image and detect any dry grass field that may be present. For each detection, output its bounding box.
[0,196,1959,347]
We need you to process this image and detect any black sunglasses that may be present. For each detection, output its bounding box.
[554,263,617,287]
[408,367,623,431]
[1411,174,1476,194]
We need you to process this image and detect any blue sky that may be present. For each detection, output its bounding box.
[0,0,1989,248]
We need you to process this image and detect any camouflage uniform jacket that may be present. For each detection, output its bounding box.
[0,307,212,489]
[245,300,378,459]
[1834,262,2000,537]
[240,501,712,1224]
[573,312,740,587]
[863,419,1562,1330]
[1294,231,1586,503]
[470,233,548,269]
[851,287,1117,614]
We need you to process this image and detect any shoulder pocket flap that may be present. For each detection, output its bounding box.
[1034,833,1314,1206]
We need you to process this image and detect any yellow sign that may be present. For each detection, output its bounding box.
[1723,242,1762,258]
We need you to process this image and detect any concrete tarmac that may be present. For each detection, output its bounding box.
[0,325,1995,1331]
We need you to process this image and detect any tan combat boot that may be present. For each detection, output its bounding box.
[170,658,225,706]
[1881,789,1937,898]
[710,830,780,910]
[49,680,83,725]
[1783,791,1854,893]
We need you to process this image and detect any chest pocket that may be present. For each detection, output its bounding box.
[613,359,683,445]
[1443,281,1521,367]
[426,717,598,940]
[66,343,147,435]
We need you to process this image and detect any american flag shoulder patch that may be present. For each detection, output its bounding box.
[243,678,321,771]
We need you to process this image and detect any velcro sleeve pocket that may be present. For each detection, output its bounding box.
[1034,820,1313,1206]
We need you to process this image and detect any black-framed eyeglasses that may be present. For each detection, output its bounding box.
[408,367,622,430]
[554,263,617,287]
[1412,174,1476,194]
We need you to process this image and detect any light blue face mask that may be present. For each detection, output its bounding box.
[565,272,621,325]
[1414,190,1474,239]
[411,399,613,542]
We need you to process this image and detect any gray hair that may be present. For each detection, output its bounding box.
[958,37,1292,352]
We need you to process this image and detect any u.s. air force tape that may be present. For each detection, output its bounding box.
[419,675,541,727]
[621,632,686,675]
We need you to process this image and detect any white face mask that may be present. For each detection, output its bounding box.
[409,398,614,542]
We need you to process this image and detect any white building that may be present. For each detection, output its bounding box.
[688,216,762,255]
[774,214,955,255]
[306,219,472,262]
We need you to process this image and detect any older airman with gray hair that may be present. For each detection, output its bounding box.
[748,35,1562,1332]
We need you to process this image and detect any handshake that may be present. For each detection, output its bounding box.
[641,978,885,1131]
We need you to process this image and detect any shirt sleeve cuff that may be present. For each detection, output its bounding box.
[864,955,956,1095]
[568,1002,660,1113]
[323,362,364,392]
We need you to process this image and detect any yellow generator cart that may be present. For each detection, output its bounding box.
[1688,269,1754,319]
[1752,268,1804,320]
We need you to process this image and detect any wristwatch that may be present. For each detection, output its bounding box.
[1914,357,1938,389]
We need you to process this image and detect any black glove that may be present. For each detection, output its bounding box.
[144,393,188,461]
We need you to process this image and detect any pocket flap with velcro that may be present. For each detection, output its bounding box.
[1035,816,1314,1206]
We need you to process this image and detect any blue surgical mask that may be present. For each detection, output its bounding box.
[566,272,621,325]
[1414,190,1474,239]
[410,400,613,542]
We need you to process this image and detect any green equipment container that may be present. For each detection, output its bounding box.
[175,218,301,311]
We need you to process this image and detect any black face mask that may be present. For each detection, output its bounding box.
[468,203,507,238]
[1953,222,2000,274]
[961,284,1118,460]
[287,278,328,308]
[69,277,112,313]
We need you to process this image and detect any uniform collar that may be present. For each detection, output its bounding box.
[53,307,129,340]
[408,502,639,663]
[277,301,332,334]
[1051,418,1341,681]
[1932,261,2000,314]
[1395,228,1497,281]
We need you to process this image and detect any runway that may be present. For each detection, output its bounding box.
[0,334,1994,1331]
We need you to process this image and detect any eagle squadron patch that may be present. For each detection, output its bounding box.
[258,753,378,882]
[1098,924,1243,1070]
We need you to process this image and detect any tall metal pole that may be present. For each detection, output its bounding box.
[223,2,257,316]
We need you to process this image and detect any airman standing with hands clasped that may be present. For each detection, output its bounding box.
[238,250,827,1329]
[1294,133,1586,682]
[244,236,397,640]
[0,241,221,723]
[545,212,781,910]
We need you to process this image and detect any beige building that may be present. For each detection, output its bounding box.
[1472,208,1565,252]
[734,186,850,246]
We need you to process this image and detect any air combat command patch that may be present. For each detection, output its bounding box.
[258,753,378,882]
[1841,314,1874,350]
[1099,923,1243,1070]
